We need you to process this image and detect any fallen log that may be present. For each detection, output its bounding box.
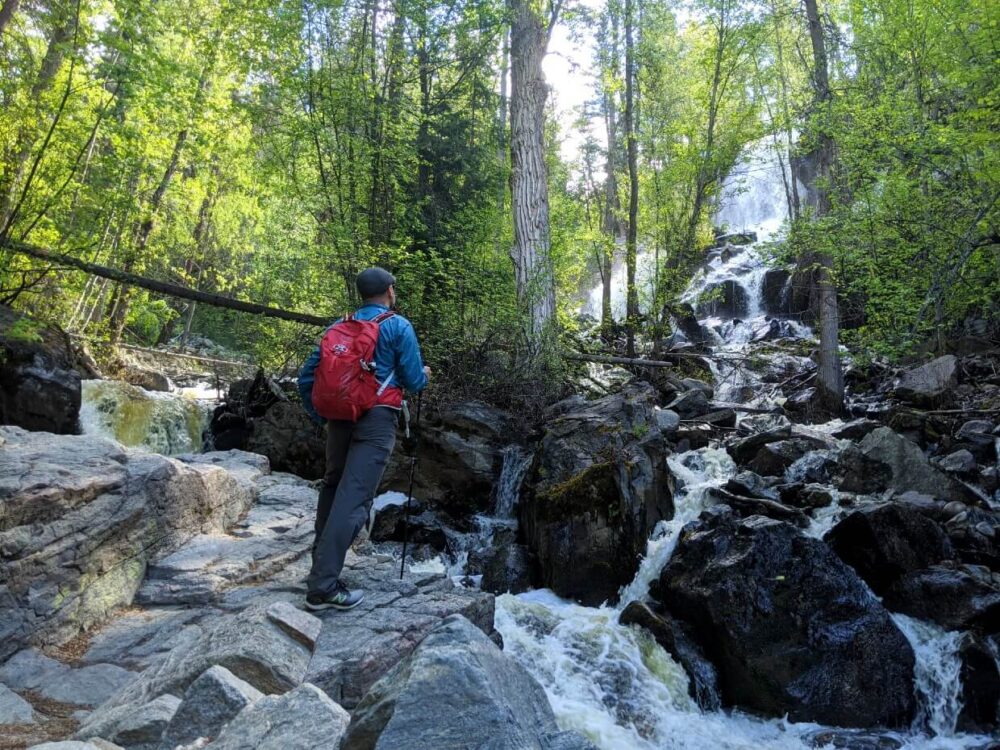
[2,238,331,327]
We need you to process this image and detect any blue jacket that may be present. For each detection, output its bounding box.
[298,303,428,423]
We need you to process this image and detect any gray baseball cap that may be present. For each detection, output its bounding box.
[356,267,396,298]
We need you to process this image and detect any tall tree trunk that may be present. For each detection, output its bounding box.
[599,5,621,337]
[496,22,510,254]
[623,0,639,356]
[803,0,843,412]
[0,0,21,40]
[509,0,558,344]
[0,13,75,235]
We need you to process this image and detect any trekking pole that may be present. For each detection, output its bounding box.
[399,390,423,580]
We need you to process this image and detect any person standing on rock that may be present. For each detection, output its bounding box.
[298,267,430,611]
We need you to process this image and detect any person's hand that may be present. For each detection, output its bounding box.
[423,365,432,383]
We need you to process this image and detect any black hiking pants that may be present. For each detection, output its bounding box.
[307,406,398,596]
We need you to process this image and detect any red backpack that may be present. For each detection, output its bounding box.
[311,310,395,422]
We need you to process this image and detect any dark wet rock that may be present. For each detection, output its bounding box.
[472,544,534,595]
[784,449,838,484]
[666,388,711,419]
[341,615,574,750]
[158,665,263,750]
[619,601,721,710]
[657,513,916,728]
[696,280,750,319]
[370,506,447,550]
[957,634,1000,734]
[700,408,737,429]
[120,365,171,393]
[883,563,1000,631]
[0,305,81,434]
[383,400,516,515]
[205,683,349,750]
[747,438,827,477]
[674,423,714,451]
[727,426,792,465]
[946,508,1000,570]
[521,383,673,605]
[790,483,837,509]
[824,503,953,595]
[805,729,904,750]
[894,355,958,407]
[655,408,680,434]
[831,419,882,441]
[858,427,971,502]
[828,444,894,494]
[673,303,710,346]
[716,231,757,246]
[726,471,781,502]
[761,269,791,315]
[706,486,807,525]
[956,420,998,463]
[305,554,497,709]
[935,449,978,475]
[0,428,257,662]
[245,401,326,480]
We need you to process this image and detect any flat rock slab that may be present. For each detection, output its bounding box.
[0,428,258,661]
[0,682,35,724]
[136,475,316,607]
[0,649,135,708]
[305,552,496,709]
[74,694,180,750]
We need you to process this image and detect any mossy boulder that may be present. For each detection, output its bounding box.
[521,383,673,605]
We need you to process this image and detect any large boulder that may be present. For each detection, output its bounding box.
[696,280,750,319]
[341,615,592,750]
[858,427,971,502]
[882,564,1000,631]
[0,306,81,433]
[245,401,325,480]
[382,400,517,515]
[824,503,954,595]
[957,634,1000,734]
[0,427,257,661]
[894,355,958,407]
[158,665,263,750]
[521,383,673,605]
[761,269,791,315]
[657,511,916,728]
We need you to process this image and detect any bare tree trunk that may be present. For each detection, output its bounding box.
[599,6,621,337]
[624,0,639,356]
[496,21,510,254]
[0,14,75,235]
[803,0,843,413]
[509,0,559,345]
[0,0,21,40]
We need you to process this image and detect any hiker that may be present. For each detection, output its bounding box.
[298,267,430,611]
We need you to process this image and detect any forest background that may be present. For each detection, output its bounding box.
[0,0,997,408]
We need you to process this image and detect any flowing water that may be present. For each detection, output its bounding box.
[80,379,214,455]
[494,141,997,749]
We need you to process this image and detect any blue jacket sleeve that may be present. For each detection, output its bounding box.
[298,344,324,425]
[394,319,428,392]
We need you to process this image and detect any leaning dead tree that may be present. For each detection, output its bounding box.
[1,239,331,327]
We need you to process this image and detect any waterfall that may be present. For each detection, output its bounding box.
[891,614,966,738]
[80,380,211,455]
[494,445,533,517]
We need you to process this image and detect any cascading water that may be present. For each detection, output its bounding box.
[80,379,211,455]
[494,445,533,517]
[498,140,995,749]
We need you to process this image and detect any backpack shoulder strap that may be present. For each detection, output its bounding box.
[372,310,396,325]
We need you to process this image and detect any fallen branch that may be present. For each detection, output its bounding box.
[2,238,331,327]
[897,406,1000,416]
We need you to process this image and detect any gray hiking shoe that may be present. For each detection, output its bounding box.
[305,582,364,611]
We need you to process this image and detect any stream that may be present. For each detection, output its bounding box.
[490,143,997,750]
